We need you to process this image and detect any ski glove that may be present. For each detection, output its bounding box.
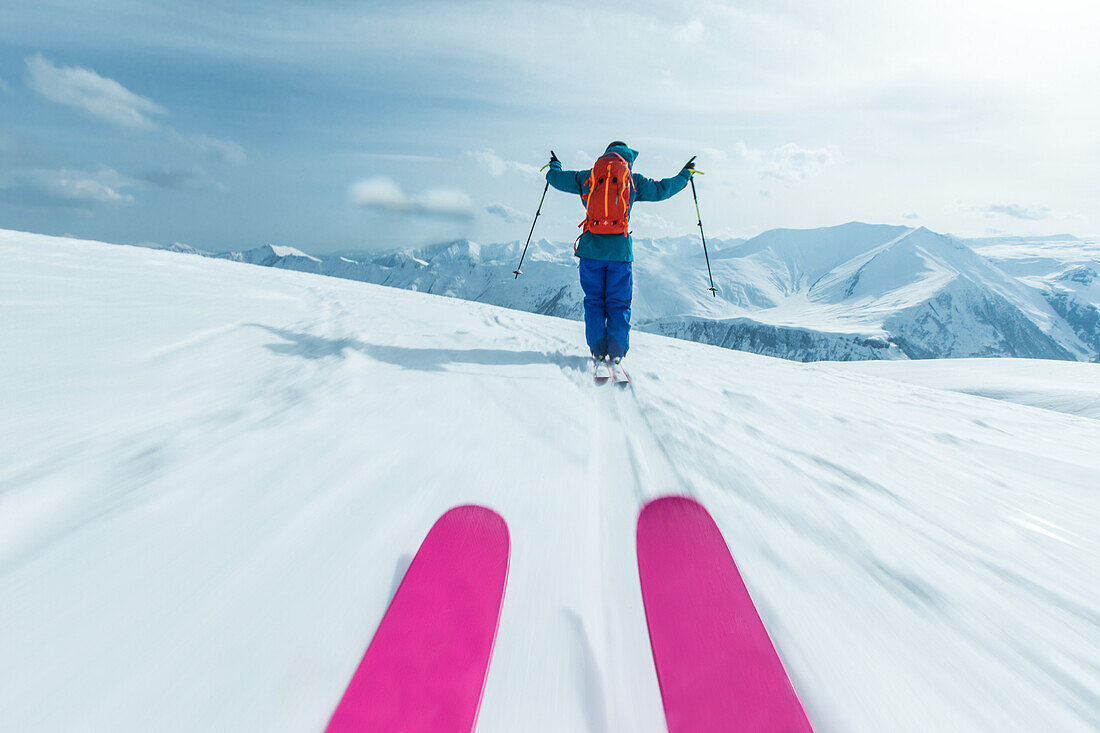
[542,150,561,172]
[683,156,698,175]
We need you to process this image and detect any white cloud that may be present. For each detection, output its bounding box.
[24,54,167,130]
[351,177,405,209]
[351,177,474,218]
[22,54,246,169]
[139,166,226,192]
[0,77,11,94]
[985,203,1052,221]
[698,147,727,163]
[730,141,759,162]
[467,149,541,178]
[730,141,840,184]
[0,166,137,206]
[188,134,247,165]
[760,143,840,183]
[954,201,1071,222]
[630,210,679,237]
[484,202,526,223]
[416,188,476,217]
[674,18,705,44]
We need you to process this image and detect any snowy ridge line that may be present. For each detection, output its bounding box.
[4,224,1097,363]
[184,224,1100,362]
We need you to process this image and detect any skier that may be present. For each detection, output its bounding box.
[545,142,696,381]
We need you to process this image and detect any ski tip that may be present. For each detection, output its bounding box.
[436,504,510,546]
[641,494,706,514]
[638,495,711,532]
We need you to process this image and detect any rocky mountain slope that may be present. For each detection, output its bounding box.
[211,223,1099,362]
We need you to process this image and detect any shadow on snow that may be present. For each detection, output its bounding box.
[251,324,590,373]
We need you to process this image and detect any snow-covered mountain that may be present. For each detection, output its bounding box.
[2,228,1097,732]
[221,243,324,271]
[212,223,1100,363]
[969,234,1100,360]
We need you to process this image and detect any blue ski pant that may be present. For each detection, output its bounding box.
[578,257,632,359]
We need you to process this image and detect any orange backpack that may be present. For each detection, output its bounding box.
[581,152,633,235]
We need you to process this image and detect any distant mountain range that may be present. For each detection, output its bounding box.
[179,222,1098,363]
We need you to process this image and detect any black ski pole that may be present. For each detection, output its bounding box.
[513,152,555,279]
[688,163,718,297]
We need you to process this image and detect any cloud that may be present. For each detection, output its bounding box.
[138,166,226,192]
[467,149,541,178]
[674,18,705,44]
[24,54,167,130]
[954,200,1064,221]
[985,203,1052,220]
[357,152,446,163]
[484,202,526,224]
[351,177,474,218]
[416,188,475,217]
[903,213,920,220]
[351,177,404,209]
[759,143,840,183]
[22,54,246,167]
[698,147,727,162]
[732,141,841,184]
[0,166,137,207]
[188,134,247,165]
[630,210,678,237]
[0,77,11,94]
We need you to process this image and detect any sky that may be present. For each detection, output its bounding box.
[1,0,1097,253]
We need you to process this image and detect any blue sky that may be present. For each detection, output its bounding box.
[1,0,1097,253]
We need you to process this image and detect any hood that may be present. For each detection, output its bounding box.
[603,143,638,165]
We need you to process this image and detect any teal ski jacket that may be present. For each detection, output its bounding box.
[546,143,692,262]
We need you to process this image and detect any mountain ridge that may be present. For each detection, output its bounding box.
[10,222,1097,363]
[205,222,1098,363]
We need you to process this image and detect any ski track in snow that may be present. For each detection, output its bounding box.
[1,230,1099,732]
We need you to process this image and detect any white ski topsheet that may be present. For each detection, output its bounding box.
[1,229,1098,732]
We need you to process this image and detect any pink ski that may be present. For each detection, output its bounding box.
[594,356,611,385]
[637,496,814,733]
[326,505,510,733]
[609,359,630,387]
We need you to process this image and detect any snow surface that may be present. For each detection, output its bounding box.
[819,358,1100,420]
[2,229,1098,732]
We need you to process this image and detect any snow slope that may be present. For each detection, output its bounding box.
[821,358,1100,420]
[208,223,1097,362]
[2,229,1098,732]
[970,235,1100,359]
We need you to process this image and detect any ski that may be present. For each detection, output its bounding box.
[325,505,510,733]
[636,496,814,733]
[594,356,611,385]
[610,359,630,387]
